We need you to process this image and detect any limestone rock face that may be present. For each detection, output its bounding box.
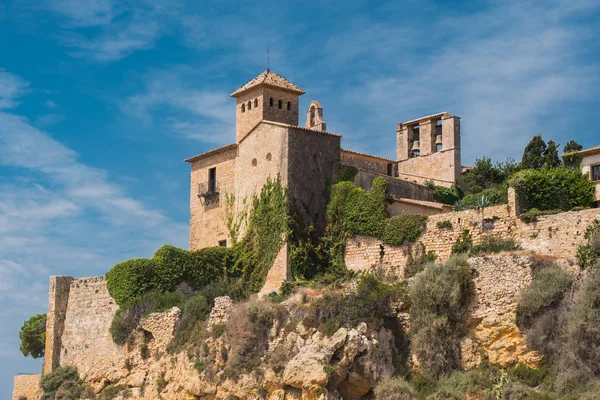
[461,255,542,368]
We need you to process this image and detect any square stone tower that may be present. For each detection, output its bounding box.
[231,69,306,142]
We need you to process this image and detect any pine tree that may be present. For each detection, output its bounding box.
[563,140,583,169]
[521,135,547,169]
[543,140,561,168]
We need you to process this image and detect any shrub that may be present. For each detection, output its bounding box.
[19,313,46,358]
[519,208,562,223]
[558,268,600,387]
[171,294,211,348]
[509,167,595,213]
[451,229,473,254]
[374,376,416,399]
[470,236,520,256]
[380,214,428,246]
[110,290,184,344]
[40,366,85,399]
[226,301,286,376]
[335,165,358,183]
[516,265,573,326]
[509,362,551,388]
[409,255,474,378]
[106,258,159,306]
[404,243,436,279]
[304,274,405,336]
[153,245,198,290]
[577,219,600,269]
[436,220,453,230]
[425,181,461,205]
[460,188,507,210]
[327,177,389,239]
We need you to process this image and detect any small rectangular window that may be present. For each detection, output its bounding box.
[387,163,393,176]
[218,240,227,247]
[208,167,216,193]
[592,165,600,181]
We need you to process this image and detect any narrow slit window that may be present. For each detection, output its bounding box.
[241,103,245,113]
[278,99,282,109]
[269,97,273,107]
[254,98,258,107]
[287,101,291,111]
[208,167,216,193]
[248,100,251,110]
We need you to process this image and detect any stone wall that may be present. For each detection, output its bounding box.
[397,149,460,188]
[345,205,600,272]
[287,127,340,234]
[354,169,434,202]
[43,276,73,373]
[59,276,123,388]
[189,145,237,250]
[340,150,391,176]
[12,374,42,400]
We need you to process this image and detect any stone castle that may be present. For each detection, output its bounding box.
[184,70,460,291]
[13,70,600,399]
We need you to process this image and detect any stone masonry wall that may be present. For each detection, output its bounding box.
[59,276,122,388]
[12,374,42,400]
[43,276,72,374]
[340,150,390,176]
[189,146,237,250]
[354,169,434,202]
[345,205,600,273]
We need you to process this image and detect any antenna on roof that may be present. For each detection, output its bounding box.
[267,42,270,71]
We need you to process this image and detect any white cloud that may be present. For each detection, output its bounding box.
[0,69,29,109]
[315,0,600,163]
[120,68,234,144]
[44,0,118,27]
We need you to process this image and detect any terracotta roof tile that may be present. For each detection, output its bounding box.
[392,197,452,210]
[230,70,305,97]
[564,145,600,157]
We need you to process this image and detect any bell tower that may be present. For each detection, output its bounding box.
[230,70,305,143]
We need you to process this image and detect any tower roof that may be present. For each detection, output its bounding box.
[230,70,305,97]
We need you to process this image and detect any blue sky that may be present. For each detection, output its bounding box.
[0,0,599,396]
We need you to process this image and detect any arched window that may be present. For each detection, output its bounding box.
[248,100,251,110]
[254,98,258,107]
[241,103,245,113]
[278,99,282,109]
[269,97,273,107]
[287,101,291,111]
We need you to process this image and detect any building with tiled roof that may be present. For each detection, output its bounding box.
[184,70,462,293]
[566,145,600,202]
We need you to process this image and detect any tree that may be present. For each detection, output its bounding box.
[462,157,503,195]
[543,140,561,168]
[521,135,547,169]
[562,140,583,169]
[19,314,46,358]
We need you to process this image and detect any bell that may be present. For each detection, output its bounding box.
[435,135,443,145]
[411,140,420,152]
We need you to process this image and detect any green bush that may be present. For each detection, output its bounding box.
[409,255,474,378]
[374,376,416,399]
[451,229,473,254]
[509,362,551,388]
[19,313,46,358]
[304,274,405,336]
[380,214,428,246]
[110,290,184,344]
[106,258,159,306]
[470,235,520,256]
[436,220,453,229]
[171,294,211,348]
[425,181,461,205]
[577,219,600,269]
[40,366,90,400]
[404,243,436,279]
[516,265,573,327]
[509,167,595,213]
[335,165,358,183]
[327,178,389,239]
[153,244,198,290]
[460,188,507,210]
[519,208,562,223]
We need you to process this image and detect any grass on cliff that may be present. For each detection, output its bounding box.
[408,255,474,379]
